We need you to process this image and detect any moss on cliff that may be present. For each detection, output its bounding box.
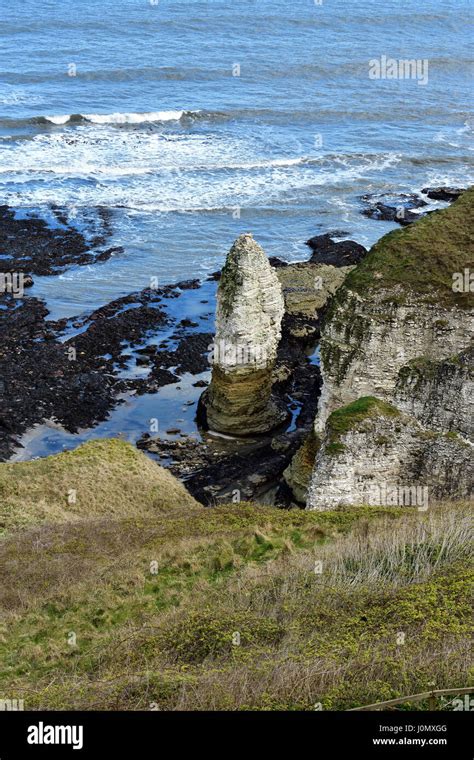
[343,187,474,308]
[219,244,243,318]
[326,396,400,443]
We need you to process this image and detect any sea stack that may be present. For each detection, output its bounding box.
[199,233,287,436]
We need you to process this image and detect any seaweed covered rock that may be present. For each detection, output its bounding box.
[305,233,367,266]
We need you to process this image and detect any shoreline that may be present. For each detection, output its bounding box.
[0,185,463,505]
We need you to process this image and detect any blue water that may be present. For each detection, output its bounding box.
[1,0,473,459]
[1,0,473,317]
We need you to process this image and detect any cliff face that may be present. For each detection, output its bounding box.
[306,189,474,510]
[307,398,472,510]
[199,234,288,435]
[316,293,473,433]
[394,349,473,440]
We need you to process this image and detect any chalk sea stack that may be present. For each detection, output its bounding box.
[198,233,288,436]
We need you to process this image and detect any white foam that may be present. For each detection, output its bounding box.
[44,110,189,125]
[45,114,71,125]
[0,122,405,213]
[84,110,187,124]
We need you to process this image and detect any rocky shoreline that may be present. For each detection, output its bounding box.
[1,185,471,508]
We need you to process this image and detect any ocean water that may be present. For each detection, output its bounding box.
[1,0,473,317]
[1,0,473,459]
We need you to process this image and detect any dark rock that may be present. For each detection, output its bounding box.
[268,256,289,268]
[305,233,367,266]
[175,279,201,290]
[151,332,213,377]
[0,273,209,459]
[361,202,420,226]
[360,193,429,226]
[137,429,307,506]
[421,186,465,202]
[0,204,116,276]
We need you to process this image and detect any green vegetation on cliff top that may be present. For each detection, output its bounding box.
[327,397,400,437]
[0,496,470,710]
[344,187,474,308]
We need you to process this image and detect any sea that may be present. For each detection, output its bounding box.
[1,0,473,458]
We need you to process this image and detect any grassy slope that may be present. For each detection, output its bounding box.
[343,187,474,309]
[0,439,199,533]
[0,495,471,710]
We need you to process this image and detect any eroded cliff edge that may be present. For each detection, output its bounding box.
[305,188,474,510]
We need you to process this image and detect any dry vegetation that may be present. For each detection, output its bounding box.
[0,456,471,711]
[0,439,199,533]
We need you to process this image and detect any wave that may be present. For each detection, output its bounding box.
[0,110,204,128]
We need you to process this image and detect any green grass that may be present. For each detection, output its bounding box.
[0,439,199,533]
[0,497,471,711]
[342,187,474,309]
[325,397,400,451]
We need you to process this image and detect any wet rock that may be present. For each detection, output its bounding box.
[360,193,428,226]
[0,274,209,459]
[151,332,213,377]
[421,186,465,202]
[362,202,421,225]
[0,204,119,276]
[305,234,367,266]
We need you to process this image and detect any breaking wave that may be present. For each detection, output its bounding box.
[0,110,204,128]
